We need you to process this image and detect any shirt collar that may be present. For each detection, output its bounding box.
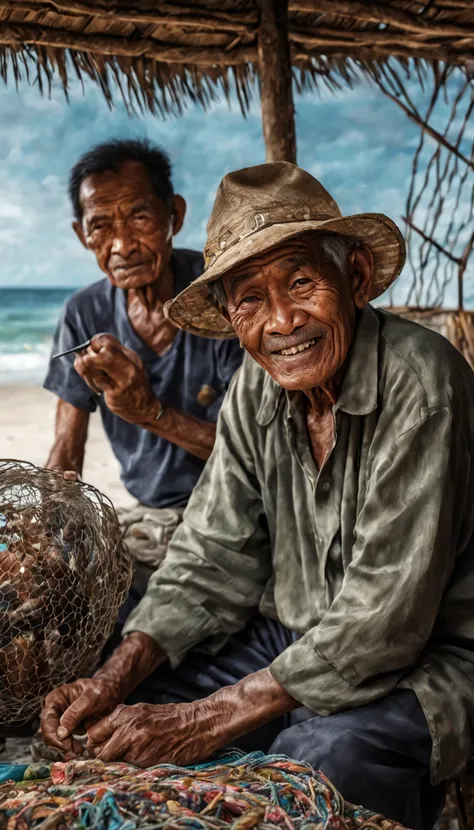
[255,304,380,426]
[334,304,379,416]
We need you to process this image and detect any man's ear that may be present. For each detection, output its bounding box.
[349,246,373,309]
[171,195,186,235]
[72,220,88,250]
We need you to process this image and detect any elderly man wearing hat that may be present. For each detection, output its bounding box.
[42,163,474,830]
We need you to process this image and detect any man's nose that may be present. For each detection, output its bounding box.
[264,296,308,336]
[111,220,137,258]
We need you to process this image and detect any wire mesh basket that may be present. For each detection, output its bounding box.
[0,460,132,726]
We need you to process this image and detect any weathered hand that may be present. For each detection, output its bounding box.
[48,467,81,482]
[41,676,122,756]
[62,470,81,482]
[74,334,157,423]
[86,700,227,767]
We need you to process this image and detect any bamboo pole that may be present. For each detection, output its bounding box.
[257,0,297,164]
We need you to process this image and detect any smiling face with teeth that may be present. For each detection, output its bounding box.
[220,233,373,393]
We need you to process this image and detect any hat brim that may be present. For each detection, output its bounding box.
[166,213,406,339]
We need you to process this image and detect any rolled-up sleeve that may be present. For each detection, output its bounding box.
[43,303,97,412]
[122,368,272,667]
[270,406,472,713]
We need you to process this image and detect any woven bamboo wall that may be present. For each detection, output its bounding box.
[387,309,474,370]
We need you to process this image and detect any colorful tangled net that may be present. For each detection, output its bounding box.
[0,751,407,830]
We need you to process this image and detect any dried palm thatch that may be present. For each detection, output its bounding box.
[0,1,473,309]
[0,1,473,116]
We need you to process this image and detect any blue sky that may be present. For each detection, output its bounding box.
[0,65,471,307]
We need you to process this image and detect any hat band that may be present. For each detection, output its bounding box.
[203,208,338,270]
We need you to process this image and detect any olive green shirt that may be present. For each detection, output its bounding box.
[124,306,474,784]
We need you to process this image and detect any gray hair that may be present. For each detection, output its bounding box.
[207,231,359,310]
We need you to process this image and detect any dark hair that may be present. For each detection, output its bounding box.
[208,278,228,310]
[69,138,173,220]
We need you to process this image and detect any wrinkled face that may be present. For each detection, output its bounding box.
[221,236,372,391]
[74,160,183,289]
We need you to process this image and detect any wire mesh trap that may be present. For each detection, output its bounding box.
[0,460,132,727]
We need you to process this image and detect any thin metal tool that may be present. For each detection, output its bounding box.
[52,339,91,360]
[72,733,88,746]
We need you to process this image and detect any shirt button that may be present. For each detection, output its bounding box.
[322,481,331,493]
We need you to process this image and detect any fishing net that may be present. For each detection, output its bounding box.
[0,459,132,728]
[0,751,409,830]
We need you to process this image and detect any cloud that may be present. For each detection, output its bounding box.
[0,67,471,306]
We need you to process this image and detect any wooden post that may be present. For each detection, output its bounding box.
[257,0,297,164]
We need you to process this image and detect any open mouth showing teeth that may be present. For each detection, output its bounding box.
[275,337,321,357]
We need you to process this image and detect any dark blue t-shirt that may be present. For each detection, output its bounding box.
[44,249,243,508]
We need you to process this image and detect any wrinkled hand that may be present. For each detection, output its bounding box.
[86,700,226,767]
[41,676,122,756]
[48,467,81,482]
[62,470,81,482]
[74,334,156,423]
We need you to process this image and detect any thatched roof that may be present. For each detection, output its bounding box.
[0,1,473,115]
[1,1,473,310]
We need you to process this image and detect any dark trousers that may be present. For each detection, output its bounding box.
[108,611,443,830]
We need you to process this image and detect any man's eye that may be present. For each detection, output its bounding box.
[134,213,149,221]
[241,295,258,305]
[292,277,311,288]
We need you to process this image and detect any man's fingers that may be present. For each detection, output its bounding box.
[83,350,119,370]
[89,335,144,371]
[89,333,120,352]
[48,466,80,482]
[74,356,110,394]
[80,333,142,372]
[41,711,67,750]
[41,697,75,754]
[62,470,80,482]
[58,692,101,738]
[86,706,123,747]
[86,709,130,762]
[76,353,119,387]
[81,350,135,384]
[91,733,128,763]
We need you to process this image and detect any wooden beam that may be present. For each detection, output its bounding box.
[0,22,257,64]
[257,0,296,164]
[290,0,474,39]
[0,1,257,32]
[294,42,474,70]
[290,26,474,49]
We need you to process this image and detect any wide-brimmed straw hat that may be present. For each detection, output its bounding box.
[166,162,406,339]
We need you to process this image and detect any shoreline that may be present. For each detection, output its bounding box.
[0,385,134,509]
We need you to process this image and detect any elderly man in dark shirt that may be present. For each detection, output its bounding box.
[44,139,242,577]
[42,163,474,830]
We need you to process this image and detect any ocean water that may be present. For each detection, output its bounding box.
[0,288,76,385]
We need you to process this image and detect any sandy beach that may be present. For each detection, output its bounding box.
[0,385,134,510]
